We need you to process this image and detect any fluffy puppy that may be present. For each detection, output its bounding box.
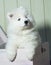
[6,7,41,62]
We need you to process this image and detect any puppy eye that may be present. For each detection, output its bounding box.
[18,18,21,21]
[25,16,27,18]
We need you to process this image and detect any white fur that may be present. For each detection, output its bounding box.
[6,7,41,62]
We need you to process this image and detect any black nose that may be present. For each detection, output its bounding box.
[24,20,28,25]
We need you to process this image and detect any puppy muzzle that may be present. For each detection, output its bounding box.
[22,21,34,30]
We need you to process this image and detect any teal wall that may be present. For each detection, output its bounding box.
[0,0,51,60]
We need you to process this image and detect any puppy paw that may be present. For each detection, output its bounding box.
[27,55,33,61]
[27,54,34,61]
[7,52,17,62]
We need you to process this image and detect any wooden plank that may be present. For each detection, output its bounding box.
[44,0,51,59]
[4,0,17,32]
[31,0,46,42]
[18,0,31,13]
[44,0,51,27]
[0,0,5,31]
[31,0,44,28]
[4,0,17,12]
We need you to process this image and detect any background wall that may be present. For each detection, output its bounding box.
[0,0,51,60]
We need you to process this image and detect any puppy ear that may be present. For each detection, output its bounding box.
[7,12,13,19]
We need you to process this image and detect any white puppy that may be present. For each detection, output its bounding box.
[6,7,41,62]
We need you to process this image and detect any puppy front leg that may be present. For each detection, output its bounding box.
[6,41,17,62]
[25,46,35,61]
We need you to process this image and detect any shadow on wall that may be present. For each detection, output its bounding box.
[38,20,51,60]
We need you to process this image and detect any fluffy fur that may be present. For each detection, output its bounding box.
[6,7,41,62]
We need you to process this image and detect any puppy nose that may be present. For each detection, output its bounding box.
[24,20,28,25]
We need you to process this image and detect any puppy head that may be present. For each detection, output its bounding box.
[7,7,35,31]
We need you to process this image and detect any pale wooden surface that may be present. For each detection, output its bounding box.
[0,49,33,65]
[0,42,50,65]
